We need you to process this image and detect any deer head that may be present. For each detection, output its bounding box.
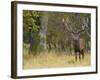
[62,17,86,40]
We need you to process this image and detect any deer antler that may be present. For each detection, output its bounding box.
[83,18,89,29]
[74,18,87,34]
[82,17,90,37]
[62,18,73,33]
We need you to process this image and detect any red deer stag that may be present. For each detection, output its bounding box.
[62,17,89,61]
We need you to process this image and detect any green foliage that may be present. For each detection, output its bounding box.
[23,10,41,55]
[23,10,40,43]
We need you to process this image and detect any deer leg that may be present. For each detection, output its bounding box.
[75,52,78,61]
[81,49,84,60]
[79,52,81,61]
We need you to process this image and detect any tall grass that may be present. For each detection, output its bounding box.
[23,51,91,69]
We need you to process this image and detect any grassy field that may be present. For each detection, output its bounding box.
[23,51,91,69]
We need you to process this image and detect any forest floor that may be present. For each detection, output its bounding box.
[23,51,91,69]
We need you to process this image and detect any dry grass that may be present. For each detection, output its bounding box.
[23,51,91,69]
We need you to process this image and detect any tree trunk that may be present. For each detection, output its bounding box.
[39,12,48,51]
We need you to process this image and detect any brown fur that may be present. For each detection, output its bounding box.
[74,38,85,61]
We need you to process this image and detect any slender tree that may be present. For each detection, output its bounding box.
[39,12,48,51]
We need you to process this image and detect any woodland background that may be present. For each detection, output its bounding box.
[23,10,91,69]
[23,10,90,55]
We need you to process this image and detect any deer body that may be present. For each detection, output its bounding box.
[71,32,85,61]
[73,38,85,61]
